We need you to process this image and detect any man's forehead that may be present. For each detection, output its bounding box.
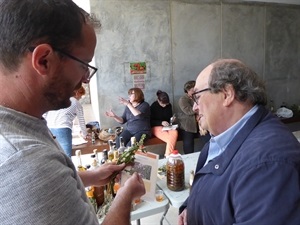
[194,64,213,91]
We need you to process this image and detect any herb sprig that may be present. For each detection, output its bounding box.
[108,134,147,196]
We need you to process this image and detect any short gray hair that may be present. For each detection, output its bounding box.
[209,59,267,106]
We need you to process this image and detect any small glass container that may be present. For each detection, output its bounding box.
[155,190,164,202]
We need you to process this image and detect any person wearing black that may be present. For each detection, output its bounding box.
[150,90,178,157]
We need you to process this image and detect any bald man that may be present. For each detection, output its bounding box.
[179,59,300,225]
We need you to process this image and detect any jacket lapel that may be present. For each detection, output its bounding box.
[196,105,269,175]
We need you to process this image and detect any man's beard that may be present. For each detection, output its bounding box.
[45,92,71,110]
[43,79,73,110]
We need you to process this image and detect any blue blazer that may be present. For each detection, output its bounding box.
[180,105,300,225]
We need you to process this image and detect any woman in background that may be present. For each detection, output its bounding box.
[150,90,178,157]
[44,86,88,157]
[177,81,201,154]
[105,87,151,148]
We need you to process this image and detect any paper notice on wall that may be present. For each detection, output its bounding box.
[133,74,145,89]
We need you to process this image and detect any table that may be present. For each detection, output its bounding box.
[131,196,169,225]
[72,137,109,156]
[71,154,170,225]
[98,195,169,225]
[156,152,200,208]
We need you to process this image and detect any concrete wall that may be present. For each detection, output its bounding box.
[89,0,300,128]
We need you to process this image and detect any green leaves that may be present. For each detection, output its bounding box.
[117,134,147,165]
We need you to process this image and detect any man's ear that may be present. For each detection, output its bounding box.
[222,84,235,107]
[30,44,55,76]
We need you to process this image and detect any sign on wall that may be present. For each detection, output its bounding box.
[130,62,147,89]
[130,62,147,74]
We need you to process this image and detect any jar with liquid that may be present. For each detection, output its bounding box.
[166,150,185,191]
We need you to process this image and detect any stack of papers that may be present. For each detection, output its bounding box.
[162,124,178,131]
[72,136,88,146]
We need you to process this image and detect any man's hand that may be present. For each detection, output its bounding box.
[78,162,126,187]
[117,172,146,201]
[178,209,187,225]
[102,172,145,225]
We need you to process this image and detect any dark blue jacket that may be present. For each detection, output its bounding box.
[180,105,300,225]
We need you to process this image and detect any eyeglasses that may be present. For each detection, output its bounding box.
[28,47,98,83]
[191,88,211,105]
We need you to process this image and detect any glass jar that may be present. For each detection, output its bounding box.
[166,150,185,191]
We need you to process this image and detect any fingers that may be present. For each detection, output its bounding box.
[178,209,187,225]
[103,162,126,173]
[123,172,146,199]
[105,109,115,117]
[90,163,127,186]
[133,172,143,184]
[118,97,130,106]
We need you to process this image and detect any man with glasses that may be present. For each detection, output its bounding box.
[179,59,300,225]
[0,1,145,225]
[29,46,98,83]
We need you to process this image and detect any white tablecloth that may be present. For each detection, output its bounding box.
[157,152,200,208]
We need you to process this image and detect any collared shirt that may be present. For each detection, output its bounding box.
[204,105,258,166]
[44,97,87,137]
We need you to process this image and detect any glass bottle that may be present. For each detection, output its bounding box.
[75,150,86,171]
[93,149,99,164]
[101,149,108,165]
[91,158,98,170]
[118,136,126,155]
[166,150,185,191]
[91,131,96,144]
[89,155,105,207]
[108,140,114,162]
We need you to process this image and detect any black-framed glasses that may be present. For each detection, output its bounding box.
[191,88,211,105]
[28,47,98,82]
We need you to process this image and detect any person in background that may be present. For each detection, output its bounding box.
[44,86,88,157]
[179,59,300,225]
[150,90,178,157]
[178,81,209,154]
[0,1,145,225]
[106,87,151,148]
